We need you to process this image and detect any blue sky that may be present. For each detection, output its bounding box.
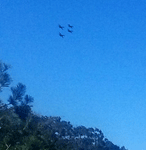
[1,0,146,149]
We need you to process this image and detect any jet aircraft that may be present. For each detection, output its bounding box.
[68,29,73,33]
[68,24,73,28]
[59,32,65,38]
[59,24,64,30]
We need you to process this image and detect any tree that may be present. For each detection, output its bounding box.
[0,61,12,92]
[8,83,34,120]
[0,61,12,109]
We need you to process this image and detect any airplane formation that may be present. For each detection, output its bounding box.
[58,24,73,38]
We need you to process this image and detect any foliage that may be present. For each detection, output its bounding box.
[7,83,34,120]
[0,61,12,92]
[0,109,128,150]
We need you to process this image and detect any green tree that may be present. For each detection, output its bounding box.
[0,61,12,109]
[0,61,12,92]
[8,83,34,120]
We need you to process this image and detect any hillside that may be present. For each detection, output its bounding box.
[0,61,128,150]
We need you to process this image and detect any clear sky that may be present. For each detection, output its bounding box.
[1,0,146,149]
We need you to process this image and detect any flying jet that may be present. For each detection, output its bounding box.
[68,24,73,28]
[68,29,73,33]
[58,24,64,30]
[59,32,65,38]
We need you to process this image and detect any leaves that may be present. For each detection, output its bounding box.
[0,61,12,92]
[0,107,128,150]
[24,95,34,105]
[10,83,26,102]
[8,95,18,106]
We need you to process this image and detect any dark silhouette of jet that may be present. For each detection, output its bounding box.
[68,24,73,28]
[59,24,64,30]
[68,29,73,33]
[59,32,65,38]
